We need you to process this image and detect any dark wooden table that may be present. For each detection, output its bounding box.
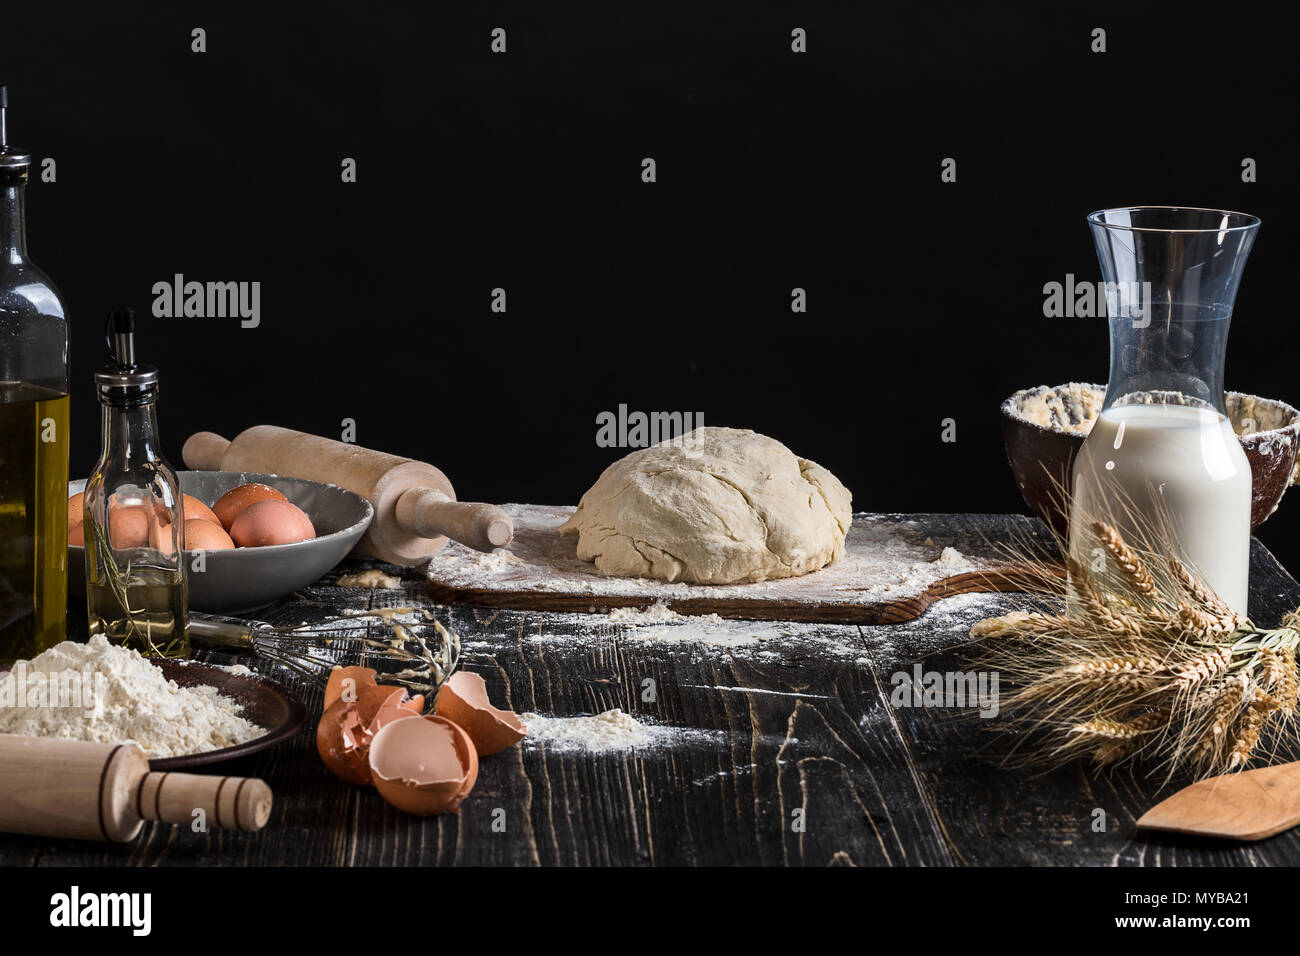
[5,513,1299,867]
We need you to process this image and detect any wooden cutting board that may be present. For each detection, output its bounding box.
[425,505,1050,624]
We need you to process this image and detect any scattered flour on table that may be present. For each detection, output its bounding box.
[935,546,967,566]
[519,709,735,753]
[0,637,263,759]
[605,600,725,627]
[460,549,523,572]
[336,569,403,589]
[460,591,1024,665]
[520,709,656,750]
[845,545,977,598]
[858,591,1027,657]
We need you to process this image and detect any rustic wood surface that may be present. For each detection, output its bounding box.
[4,512,1299,867]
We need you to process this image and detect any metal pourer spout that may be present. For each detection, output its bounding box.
[108,307,137,368]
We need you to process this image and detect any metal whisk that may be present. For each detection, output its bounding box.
[187,608,461,698]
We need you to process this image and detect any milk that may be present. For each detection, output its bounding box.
[1069,403,1251,613]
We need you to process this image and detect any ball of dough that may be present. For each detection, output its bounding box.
[559,427,852,584]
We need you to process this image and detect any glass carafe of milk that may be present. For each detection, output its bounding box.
[1069,206,1260,615]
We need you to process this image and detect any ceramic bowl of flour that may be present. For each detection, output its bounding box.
[68,471,373,613]
[1001,384,1300,536]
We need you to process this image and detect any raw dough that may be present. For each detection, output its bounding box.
[558,427,852,584]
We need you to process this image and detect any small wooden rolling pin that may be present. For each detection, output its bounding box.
[183,425,512,565]
[0,736,272,842]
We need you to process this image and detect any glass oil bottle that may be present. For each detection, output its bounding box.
[0,87,71,665]
[84,309,189,657]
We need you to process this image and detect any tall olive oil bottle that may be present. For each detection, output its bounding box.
[0,88,70,665]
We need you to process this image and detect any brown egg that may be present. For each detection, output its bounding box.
[71,497,155,549]
[106,504,152,549]
[183,518,234,551]
[212,483,288,530]
[149,514,178,557]
[434,671,526,756]
[369,715,478,815]
[229,499,316,548]
[181,494,222,527]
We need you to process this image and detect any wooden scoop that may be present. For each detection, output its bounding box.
[183,426,512,565]
[0,736,272,842]
[1137,761,1300,841]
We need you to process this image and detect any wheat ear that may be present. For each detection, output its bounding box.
[1092,521,1157,598]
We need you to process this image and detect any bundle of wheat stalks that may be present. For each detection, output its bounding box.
[973,520,1300,779]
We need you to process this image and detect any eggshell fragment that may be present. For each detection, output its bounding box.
[434,671,526,756]
[324,666,381,711]
[212,483,288,530]
[229,499,316,547]
[317,666,427,786]
[369,715,478,815]
[183,518,235,551]
[317,687,421,786]
[324,665,425,716]
[182,494,222,527]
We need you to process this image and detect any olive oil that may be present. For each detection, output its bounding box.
[0,90,71,666]
[0,384,69,665]
[85,562,188,658]
[85,308,188,658]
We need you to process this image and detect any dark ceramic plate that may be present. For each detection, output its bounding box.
[148,660,306,770]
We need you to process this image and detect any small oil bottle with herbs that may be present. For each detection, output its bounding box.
[84,309,189,657]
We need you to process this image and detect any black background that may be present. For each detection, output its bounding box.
[6,1,1298,565]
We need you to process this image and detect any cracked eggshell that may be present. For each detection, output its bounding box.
[434,670,526,756]
[324,666,424,716]
[324,666,378,711]
[369,715,478,815]
[317,686,422,786]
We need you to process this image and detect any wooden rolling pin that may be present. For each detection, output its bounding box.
[183,425,512,565]
[0,736,272,842]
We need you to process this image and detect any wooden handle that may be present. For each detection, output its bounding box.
[0,736,273,842]
[183,431,232,470]
[182,425,513,564]
[396,487,513,553]
[137,771,272,833]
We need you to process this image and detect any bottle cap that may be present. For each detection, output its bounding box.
[0,86,32,170]
[95,308,159,405]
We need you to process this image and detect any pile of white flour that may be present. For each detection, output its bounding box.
[520,709,655,750]
[604,600,727,626]
[0,636,263,759]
